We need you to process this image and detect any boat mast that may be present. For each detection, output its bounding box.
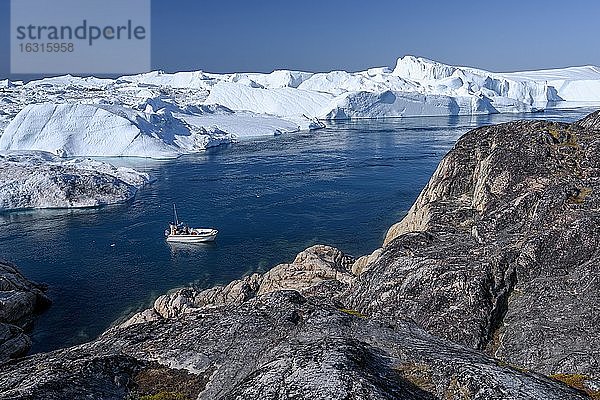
[173,204,179,225]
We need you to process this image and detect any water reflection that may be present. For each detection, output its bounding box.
[168,241,217,258]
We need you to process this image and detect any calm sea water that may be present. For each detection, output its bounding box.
[0,108,595,353]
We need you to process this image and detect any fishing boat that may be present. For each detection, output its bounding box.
[165,204,218,243]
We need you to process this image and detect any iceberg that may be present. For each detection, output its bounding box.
[0,151,151,211]
[1,55,599,160]
[0,103,183,158]
[500,66,600,102]
[0,101,314,158]
[198,56,600,120]
[391,56,600,106]
[22,75,112,90]
[322,90,496,119]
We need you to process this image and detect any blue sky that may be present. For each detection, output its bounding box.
[2,0,600,79]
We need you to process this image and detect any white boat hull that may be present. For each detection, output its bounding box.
[166,229,218,243]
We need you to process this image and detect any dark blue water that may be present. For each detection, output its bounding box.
[0,108,594,353]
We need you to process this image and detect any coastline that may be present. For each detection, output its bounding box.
[2,110,599,399]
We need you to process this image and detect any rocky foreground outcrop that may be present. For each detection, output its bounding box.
[351,112,600,376]
[2,112,600,399]
[0,261,50,362]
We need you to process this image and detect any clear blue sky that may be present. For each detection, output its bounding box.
[1,0,600,79]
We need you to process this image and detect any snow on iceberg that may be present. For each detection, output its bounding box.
[231,70,314,89]
[118,70,216,91]
[121,69,314,91]
[0,151,151,211]
[297,70,417,96]
[23,74,112,90]
[204,81,333,117]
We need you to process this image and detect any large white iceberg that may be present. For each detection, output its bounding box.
[499,65,600,102]
[1,103,194,158]
[0,103,173,158]
[0,102,302,158]
[1,55,599,160]
[392,56,552,107]
[199,56,600,119]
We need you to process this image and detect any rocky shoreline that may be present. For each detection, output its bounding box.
[0,260,50,363]
[2,111,600,399]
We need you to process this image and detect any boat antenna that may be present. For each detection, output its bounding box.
[173,203,179,225]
